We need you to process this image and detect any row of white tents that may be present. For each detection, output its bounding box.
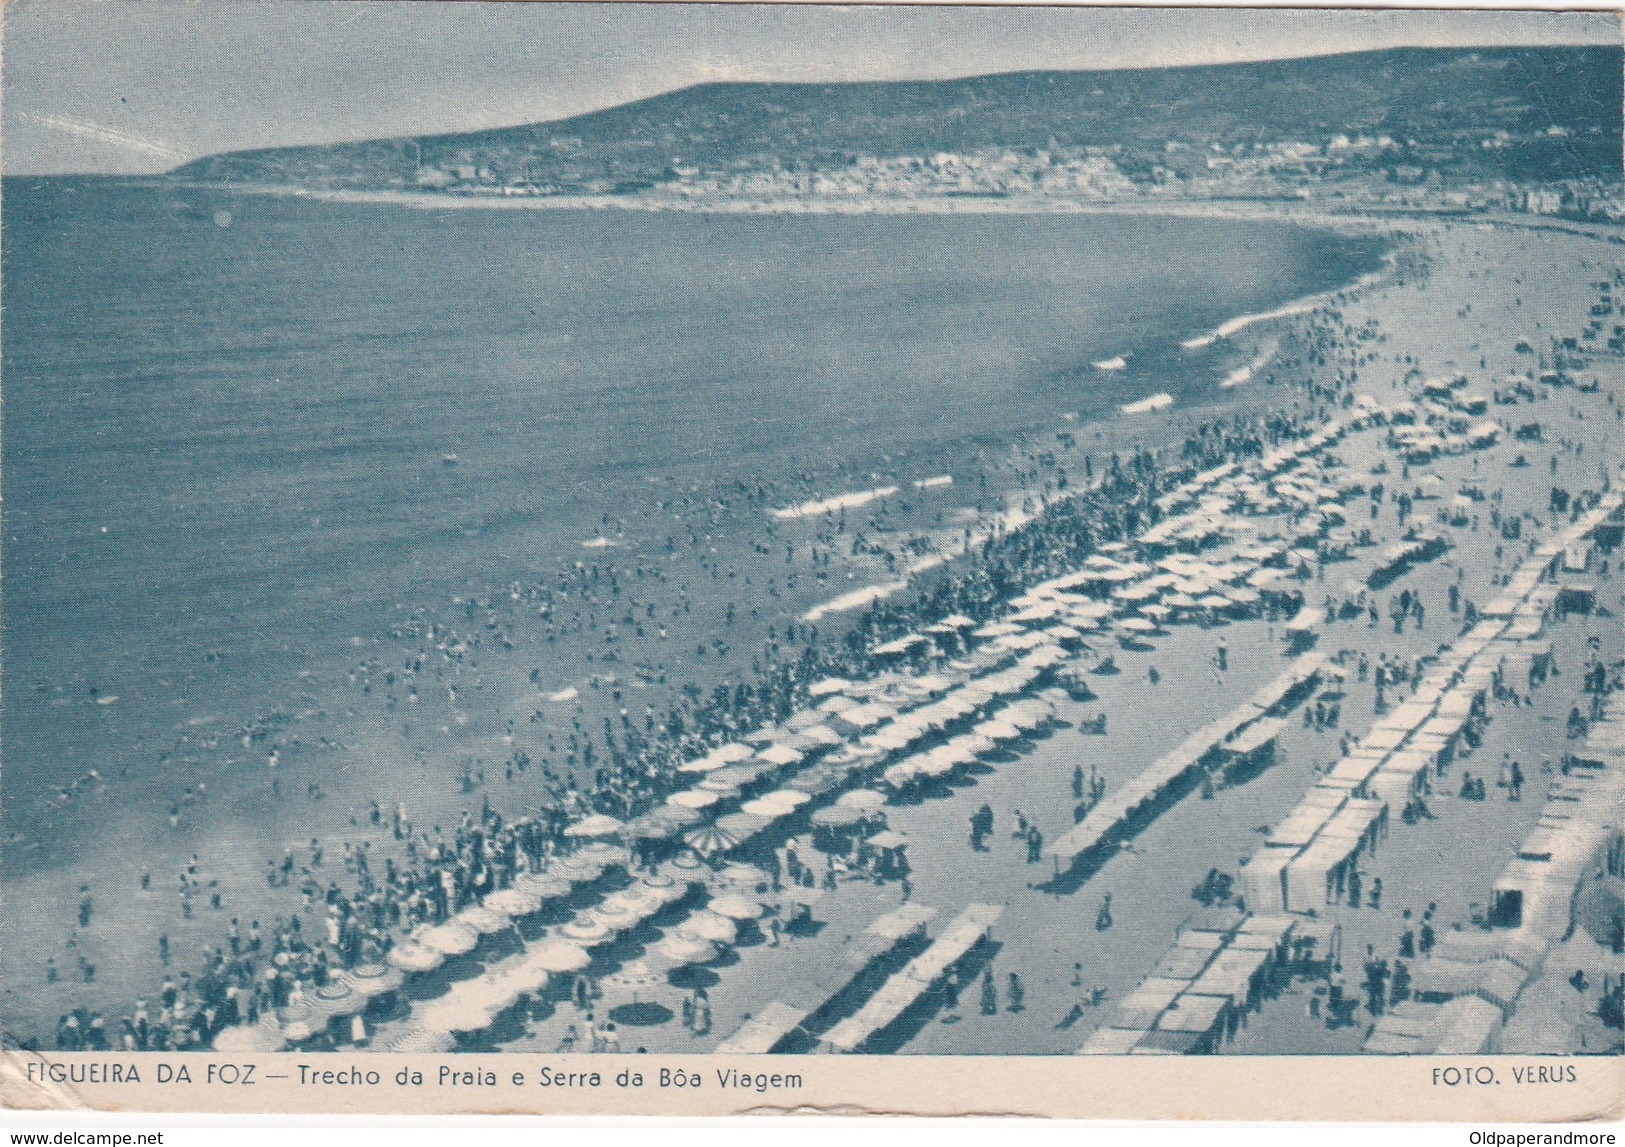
[1241,481,1624,919]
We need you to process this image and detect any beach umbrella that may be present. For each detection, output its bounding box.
[1118,616,1158,633]
[566,813,626,840]
[957,683,996,706]
[624,807,694,840]
[417,998,497,1035]
[307,978,365,1018]
[811,803,866,829]
[677,751,729,775]
[707,893,763,921]
[1198,594,1232,610]
[417,921,480,956]
[677,910,738,946]
[456,905,512,935]
[680,742,753,773]
[683,823,742,858]
[636,879,691,910]
[342,963,404,997]
[639,870,678,891]
[740,790,808,818]
[452,976,522,1015]
[484,887,543,917]
[797,724,844,747]
[212,1020,286,1053]
[576,841,632,866]
[604,959,666,994]
[712,761,773,787]
[523,939,592,975]
[513,872,573,900]
[838,789,887,812]
[696,779,742,798]
[644,933,715,972]
[605,885,665,917]
[783,767,842,796]
[386,942,445,973]
[974,718,1021,742]
[715,811,771,845]
[758,743,803,767]
[663,851,704,874]
[667,788,721,811]
[549,854,607,882]
[279,1016,321,1044]
[505,960,552,995]
[494,958,550,999]
[558,916,614,945]
[587,902,637,933]
[769,789,813,813]
[882,761,919,788]
[387,1027,456,1054]
[656,804,703,829]
[953,732,996,757]
[710,861,767,890]
[914,746,961,778]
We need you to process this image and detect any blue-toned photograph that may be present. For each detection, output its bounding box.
[3,2,1623,1066]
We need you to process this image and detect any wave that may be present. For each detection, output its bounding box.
[1119,392,1174,415]
[1093,355,1129,372]
[1220,345,1279,389]
[771,485,899,521]
[802,579,909,622]
[1181,300,1315,350]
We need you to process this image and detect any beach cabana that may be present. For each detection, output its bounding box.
[715,1001,810,1055]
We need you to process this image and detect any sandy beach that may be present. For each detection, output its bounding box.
[7,207,1623,1064]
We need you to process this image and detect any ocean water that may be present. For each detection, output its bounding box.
[1,178,1385,848]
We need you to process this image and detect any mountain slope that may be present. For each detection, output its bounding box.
[170,45,1622,192]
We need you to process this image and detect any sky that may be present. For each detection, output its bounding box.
[2,2,1618,175]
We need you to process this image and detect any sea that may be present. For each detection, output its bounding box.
[1,177,1387,862]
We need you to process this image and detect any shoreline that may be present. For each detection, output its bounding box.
[154,177,1625,245]
[14,209,1619,1054]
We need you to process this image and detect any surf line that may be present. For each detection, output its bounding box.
[771,485,899,521]
[1182,300,1315,350]
[1221,343,1280,389]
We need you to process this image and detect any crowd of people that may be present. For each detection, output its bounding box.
[36,400,1349,1053]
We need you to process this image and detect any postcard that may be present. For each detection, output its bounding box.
[2,1,1622,1121]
